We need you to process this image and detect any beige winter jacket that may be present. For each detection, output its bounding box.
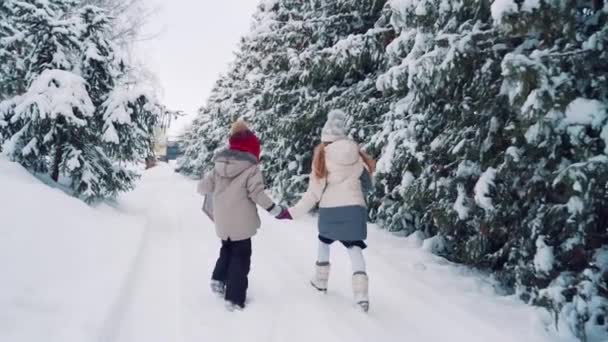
[197,149,275,241]
[290,139,367,218]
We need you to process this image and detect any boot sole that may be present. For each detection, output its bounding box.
[210,287,226,298]
[357,301,369,313]
[310,281,327,293]
[225,303,245,312]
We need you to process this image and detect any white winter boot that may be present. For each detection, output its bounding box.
[352,272,369,312]
[310,262,330,292]
[210,280,225,297]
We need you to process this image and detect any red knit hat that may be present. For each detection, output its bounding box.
[229,130,261,161]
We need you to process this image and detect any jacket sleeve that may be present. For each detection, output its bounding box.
[289,175,324,219]
[246,166,275,210]
[197,171,215,195]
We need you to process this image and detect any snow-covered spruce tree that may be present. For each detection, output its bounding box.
[75,5,156,198]
[178,0,391,201]
[256,0,391,203]
[0,1,28,101]
[80,0,154,47]
[176,72,248,177]
[175,116,202,175]
[78,5,125,109]
[1,1,163,202]
[175,111,221,177]
[79,5,177,197]
[101,87,162,163]
[0,0,77,149]
[177,0,328,179]
[373,0,607,338]
[0,2,20,146]
[178,0,606,336]
[1,0,82,176]
[2,70,99,182]
[491,1,608,338]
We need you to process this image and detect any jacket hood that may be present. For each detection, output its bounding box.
[325,139,360,166]
[213,149,257,178]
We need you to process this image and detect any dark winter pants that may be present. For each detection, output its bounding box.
[211,238,252,307]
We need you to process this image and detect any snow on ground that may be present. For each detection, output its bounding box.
[1,160,576,342]
[0,157,145,342]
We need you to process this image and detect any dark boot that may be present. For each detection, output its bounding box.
[224,239,252,308]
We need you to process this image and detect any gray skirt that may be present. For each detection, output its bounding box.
[318,205,367,242]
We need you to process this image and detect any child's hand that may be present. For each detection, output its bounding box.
[276,208,292,220]
[268,203,292,220]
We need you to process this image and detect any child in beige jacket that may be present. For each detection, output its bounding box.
[198,120,290,311]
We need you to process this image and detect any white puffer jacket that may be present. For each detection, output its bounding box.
[290,139,367,218]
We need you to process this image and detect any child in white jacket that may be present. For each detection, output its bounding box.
[285,109,375,312]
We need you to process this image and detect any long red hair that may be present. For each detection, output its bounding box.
[312,143,376,179]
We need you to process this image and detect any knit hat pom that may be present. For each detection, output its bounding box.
[230,118,250,137]
[321,109,348,143]
[229,119,261,161]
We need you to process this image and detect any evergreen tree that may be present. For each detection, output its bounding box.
[371,0,608,338]
[0,2,18,145]
[78,5,125,109]
[0,0,77,149]
[0,1,27,100]
[1,0,82,177]
[0,1,165,202]
[176,73,243,176]
[76,5,141,198]
[178,0,608,338]
[249,0,391,202]
[2,70,98,182]
[101,86,162,163]
[180,0,391,202]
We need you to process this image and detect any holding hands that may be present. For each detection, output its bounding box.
[276,207,292,220]
[268,203,293,220]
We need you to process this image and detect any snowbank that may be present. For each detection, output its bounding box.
[0,157,145,342]
[0,161,581,341]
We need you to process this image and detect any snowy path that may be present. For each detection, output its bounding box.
[105,164,562,342]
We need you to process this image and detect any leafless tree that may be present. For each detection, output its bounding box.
[80,0,161,46]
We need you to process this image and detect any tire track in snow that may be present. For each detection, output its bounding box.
[100,214,183,342]
[97,220,152,342]
[98,168,187,342]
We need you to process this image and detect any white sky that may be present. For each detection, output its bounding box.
[135,0,260,137]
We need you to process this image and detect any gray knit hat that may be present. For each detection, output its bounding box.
[321,109,348,143]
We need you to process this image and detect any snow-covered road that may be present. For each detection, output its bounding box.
[100,164,565,342]
[1,158,571,341]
